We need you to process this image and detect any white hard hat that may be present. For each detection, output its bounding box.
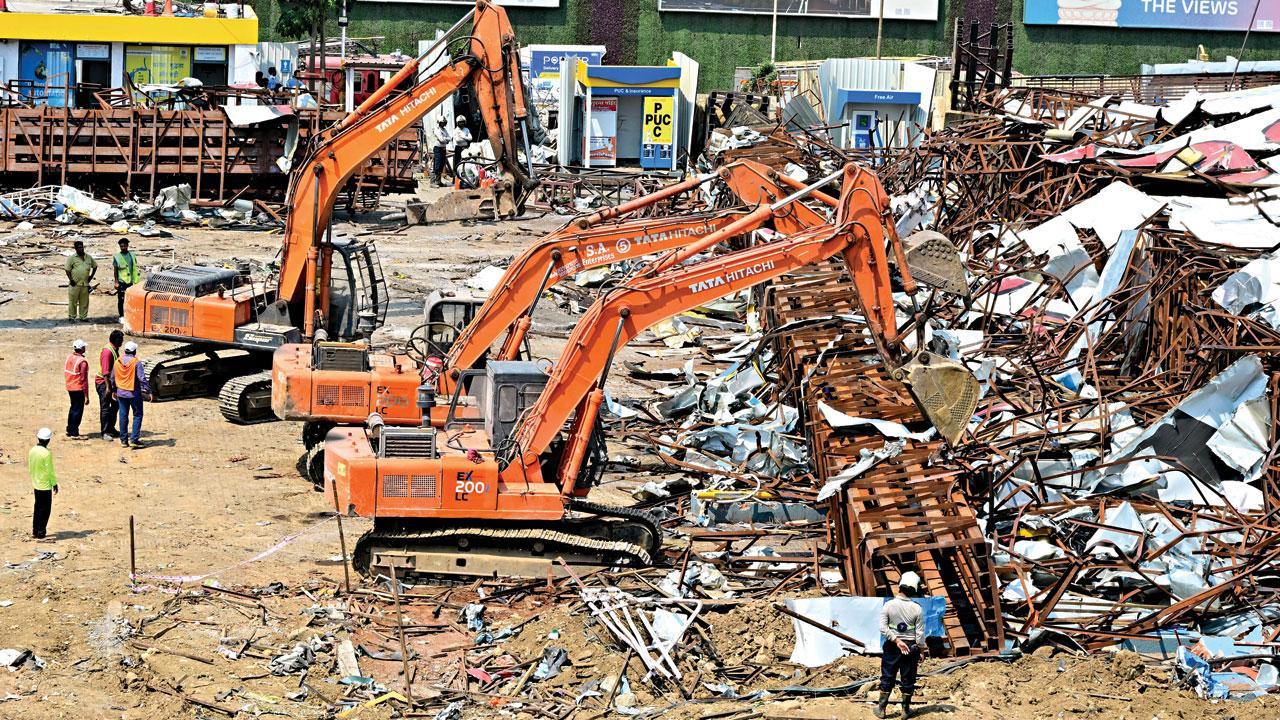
[36,427,53,441]
[437,116,448,124]
[72,338,86,351]
[898,571,923,592]
[123,341,138,354]
[455,114,466,124]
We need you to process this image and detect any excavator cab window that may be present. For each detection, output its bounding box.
[328,239,388,340]
[425,299,478,356]
[443,368,487,433]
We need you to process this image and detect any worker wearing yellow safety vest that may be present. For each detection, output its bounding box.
[27,428,58,539]
[114,341,151,449]
[112,238,141,323]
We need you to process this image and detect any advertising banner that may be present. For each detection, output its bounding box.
[361,0,558,6]
[529,49,604,78]
[18,41,75,107]
[1025,0,1279,31]
[589,97,618,167]
[658,0,937,21]
[126,45,193,87]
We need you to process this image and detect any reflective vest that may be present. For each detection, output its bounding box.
[114,251,141,284]
[115,356,138,392]
[96,345,118,384]
[64,353,88,391]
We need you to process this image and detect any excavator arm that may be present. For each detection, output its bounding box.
[277,0,531,338]
[439,159,830,389]
[501,164,976,488]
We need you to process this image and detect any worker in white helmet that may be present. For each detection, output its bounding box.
[113,341,152,449]
[430,115,450,187]
[451,113,472,186]
[63,339,90,438]
[876,570,925,718]
[28,428,58,539]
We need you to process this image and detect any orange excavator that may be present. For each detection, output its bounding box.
[271,160,837,466]
[323,163,977,579]
[122,0,538,422]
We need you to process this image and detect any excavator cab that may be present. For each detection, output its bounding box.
[325,239,389,341]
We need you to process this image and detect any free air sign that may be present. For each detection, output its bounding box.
[641,96,675,170]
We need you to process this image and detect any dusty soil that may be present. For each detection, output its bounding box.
[0,210,1276,719]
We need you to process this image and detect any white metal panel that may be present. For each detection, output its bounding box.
[818,58,901,146]
[900,61,937,143]
[671,51,699,166]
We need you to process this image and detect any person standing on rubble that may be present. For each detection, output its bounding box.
[96,330,123,441]
[28,428,59,540]
[430,115,450,187]
[63,339,90,438]
[876,571,925,719]
[64,240,96,322]
[114,341,151,449]
[112,238,140,324]
[451,114,472,186]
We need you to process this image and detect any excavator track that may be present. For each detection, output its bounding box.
[218,372,275,424]
[568,499,663,559]
[352,518,657,581]
[148,346,268,401]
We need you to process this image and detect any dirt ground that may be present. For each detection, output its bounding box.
[0,209,1276,719]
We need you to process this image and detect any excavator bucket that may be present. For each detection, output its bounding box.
[894,352,980,446]
[903,230,969,297]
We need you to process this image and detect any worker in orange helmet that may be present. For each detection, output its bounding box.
[63,339,90,438]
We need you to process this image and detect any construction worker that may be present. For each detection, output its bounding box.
[114,341,152,449]
[64,239,97,322]
[876,571,925,719]
[430,115,450,187]
[451,114,472,185]
[96,330,124,440]
[28,428,58,540]
[112,238,140,323]
[64,339,90,437]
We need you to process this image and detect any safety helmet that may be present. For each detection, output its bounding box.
[72,339,86,351]
[455,114,466,124]
[37,427,53,441]
[898,571,923,592]
[437,116,448,124]
[123,341,138,354]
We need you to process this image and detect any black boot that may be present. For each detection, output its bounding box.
[874,691,890,718]
[901,693,914,719]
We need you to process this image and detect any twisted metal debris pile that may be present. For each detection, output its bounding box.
[748,85,1280,694]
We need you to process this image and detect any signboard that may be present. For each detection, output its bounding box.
[194,46,228,62]
[126,45,192,86]
[641,96,674,170]
[658,0,938,21]
[529,49,603,79]
[76,44,110,60]
[589,96,618,167]
[1025,0,1280,30]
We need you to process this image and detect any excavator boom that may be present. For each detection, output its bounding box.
[324,162,975,580]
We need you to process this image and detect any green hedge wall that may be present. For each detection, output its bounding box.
[254,0,957,91]
[252,0,1280,92]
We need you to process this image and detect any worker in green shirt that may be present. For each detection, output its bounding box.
[112,238,141,324]
[64,240,97,322]
[27,428,59,539]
